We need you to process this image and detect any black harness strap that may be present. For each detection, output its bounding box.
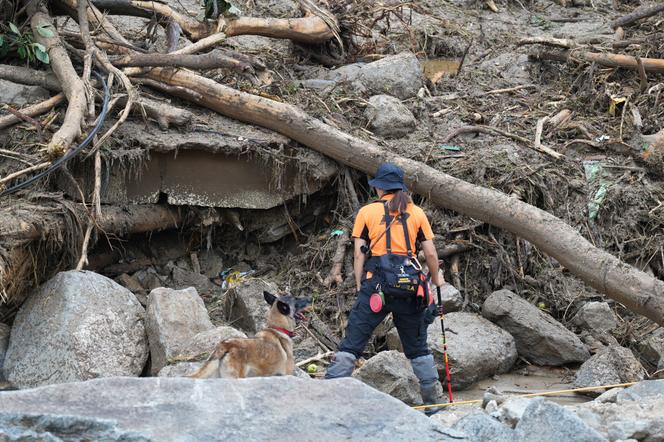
[382,202,414,257]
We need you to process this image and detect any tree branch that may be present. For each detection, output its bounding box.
[29,2,87,157]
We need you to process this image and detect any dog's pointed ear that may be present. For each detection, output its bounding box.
[276,300,291,316]
[263,291,277,305]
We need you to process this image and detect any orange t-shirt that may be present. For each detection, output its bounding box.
[351,194,434,256]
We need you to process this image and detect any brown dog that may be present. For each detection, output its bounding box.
[190,291,311,379]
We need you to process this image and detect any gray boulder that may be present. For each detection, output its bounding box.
[574,346,645,389]
[146,287,214,374]
[353,350,422,405]
[386,327,403,352]
[482,290,590,365]
[158,362,203,377]
[639,327,664,369]
[326,52,423,99]
[428,313,517,389]
[491,396,533,428]
[438,282,463,313]
[514,398,606,442]
[223,279,279,334]
[0,79,50,106]
[616,380,664,403]
[452,413,516,442]
[0,323,9,381]
[571,302,618,334]
[364,95,416,138]
[0,377,448,441]
[2,271,148,388]
[177,326,247,362]
[572,387,664,441]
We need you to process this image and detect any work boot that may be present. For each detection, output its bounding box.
[324,351,357,379]
[411,354,447,416]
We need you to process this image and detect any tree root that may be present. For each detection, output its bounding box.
[29,3,87,157]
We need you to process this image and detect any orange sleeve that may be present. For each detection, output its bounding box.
[352,208,368,239]
[417,208,435,241]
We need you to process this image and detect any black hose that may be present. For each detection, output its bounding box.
[0,71,111,199]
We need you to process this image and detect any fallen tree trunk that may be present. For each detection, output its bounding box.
[110,50,254,72]
[0,203,185,317]
[0,204,184,241]
[612,3,664,28]
[530,50,664,74]
[142,67,664,325]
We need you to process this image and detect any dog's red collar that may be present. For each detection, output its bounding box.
[270,326,295,338]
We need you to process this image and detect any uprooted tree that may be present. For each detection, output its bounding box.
[0,0,663,324]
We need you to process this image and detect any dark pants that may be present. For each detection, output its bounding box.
[338,277,430,360]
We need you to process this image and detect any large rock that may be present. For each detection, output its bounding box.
[2,271,148,388]
[438,282,463,313]
[451,413,516,442]
[639,327,664,369]
[0,79,50,106]
[146,287,214,374]
[0,324,9,381]
[482,290,590,366]
[326,52,423,99]
[571,302,618,334]
[353,350,422,405]
[574,346,645,389]
[364,95,416,138]
[0,377,449,441]
[158,361,203,377]
[177,326,247,362]
[572,383,664,441]
[223,279,279,334]
[428,313,517,389]
[514,398,606,442]
[616,380,664,402]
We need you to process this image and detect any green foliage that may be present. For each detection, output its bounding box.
[203,0,241,20]
[0,21,50,65]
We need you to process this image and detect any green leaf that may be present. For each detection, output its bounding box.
[32,42,46,52]
[9,22,20,35]
[0,35,4,46]
[17,45,26,59]
[37,24,55,38]
[35,46,49,64]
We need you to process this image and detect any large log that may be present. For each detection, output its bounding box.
[0,203,184,315]
[142,67,664,325]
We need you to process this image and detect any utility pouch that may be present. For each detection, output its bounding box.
[377,254,420,297]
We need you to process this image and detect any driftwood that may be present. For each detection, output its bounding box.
[88,0,337,43]
[0,65,192,130]
[110,50,255,73]
[0,94,64,130]
[612,3,664,28]
[138,66,664,326]
[323,231,349,288]
[29,3,87,156]
[530,50,664,74]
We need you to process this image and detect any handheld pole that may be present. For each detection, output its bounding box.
[437,285,454,403]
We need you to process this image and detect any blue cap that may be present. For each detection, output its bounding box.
[368,163,407,191]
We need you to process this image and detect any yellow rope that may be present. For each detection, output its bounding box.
[411,381,657,410]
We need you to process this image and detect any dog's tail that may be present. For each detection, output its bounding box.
[189,344,228,379]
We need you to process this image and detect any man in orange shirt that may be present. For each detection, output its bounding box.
[325,163,446,414]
